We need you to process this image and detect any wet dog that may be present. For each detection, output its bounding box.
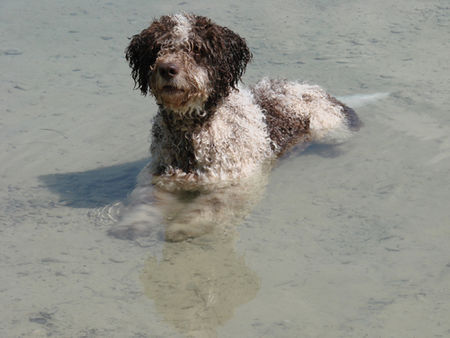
[125,13,360,191]
[110,13,360,241]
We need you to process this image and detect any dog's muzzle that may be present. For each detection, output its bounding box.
[157,62,180,80]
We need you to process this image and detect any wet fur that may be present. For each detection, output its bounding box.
[112,14,360,241]
[126,14,251,111]
[125,13,359,190]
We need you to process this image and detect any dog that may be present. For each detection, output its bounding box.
[125,13,360,189]
[109,13,360,242]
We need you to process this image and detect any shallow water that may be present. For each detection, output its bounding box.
[1,0,449,337]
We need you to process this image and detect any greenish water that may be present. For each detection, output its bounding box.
[1,0,449,337]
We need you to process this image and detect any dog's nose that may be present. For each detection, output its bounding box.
[157,62,179,79]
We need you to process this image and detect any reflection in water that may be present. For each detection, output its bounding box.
[108,162,270,242]
[109,164,270,336]
[141,237,260,337]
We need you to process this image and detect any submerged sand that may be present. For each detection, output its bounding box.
[1,0,449,337]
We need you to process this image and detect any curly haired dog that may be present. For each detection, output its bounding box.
[110,14,360,241]
[125,13,360,191]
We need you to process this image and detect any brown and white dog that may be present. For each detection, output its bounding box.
[125,13,360,190]
[109,13,360,241]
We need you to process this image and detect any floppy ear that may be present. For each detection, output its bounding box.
[219,26,252,89]
[125,30,157,95]
[125,16,176,95]
[192,16,252,108]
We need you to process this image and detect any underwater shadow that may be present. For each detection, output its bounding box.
[39,158,149,208]
[278,142,344,162]
[39,143,341,210]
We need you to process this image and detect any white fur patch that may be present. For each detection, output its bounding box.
[286,82,350,143]
[194,88,273,180]
[172,14,192,44]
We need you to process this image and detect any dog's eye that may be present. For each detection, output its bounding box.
[192,45,207,62]
[192,45,201,55]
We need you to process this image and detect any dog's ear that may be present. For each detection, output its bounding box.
[192,16,252,107]
[208,24,252,89]
[211,25,252,107]
[125,32,154,95]
[125,17,173,95]
[220,26,252,89]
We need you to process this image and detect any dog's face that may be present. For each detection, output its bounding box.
[125,14,252,113]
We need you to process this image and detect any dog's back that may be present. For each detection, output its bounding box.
[252,78,361,156]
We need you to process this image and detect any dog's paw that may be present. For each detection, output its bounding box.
[164,222,213,242]
[107,222,154,240]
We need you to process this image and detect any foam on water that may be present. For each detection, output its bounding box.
[337,92,390,108]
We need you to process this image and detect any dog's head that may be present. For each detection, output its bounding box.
[125,14,252,113]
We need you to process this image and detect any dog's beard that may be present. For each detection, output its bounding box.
[154,84,191,111]
[153,84,208,113]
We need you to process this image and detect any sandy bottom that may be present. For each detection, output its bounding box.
[1,0,449,337]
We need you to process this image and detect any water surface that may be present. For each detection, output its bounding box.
[1,0,449,337]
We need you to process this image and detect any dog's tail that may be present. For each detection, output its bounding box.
[337,92,389,108]
[310,92,389,144]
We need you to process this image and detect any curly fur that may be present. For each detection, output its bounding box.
[126,14,251,112]
[125,13,359,191]
[109,13,361,241]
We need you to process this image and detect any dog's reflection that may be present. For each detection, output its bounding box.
[108,163,269,242]
[141,235,260,337]
[108,165,269,336]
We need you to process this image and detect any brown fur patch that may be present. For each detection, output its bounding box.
[189,15,252,110]
[125,16,177,95]
[252,80,311,156]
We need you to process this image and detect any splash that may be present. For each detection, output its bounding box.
[337,92,390,108]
